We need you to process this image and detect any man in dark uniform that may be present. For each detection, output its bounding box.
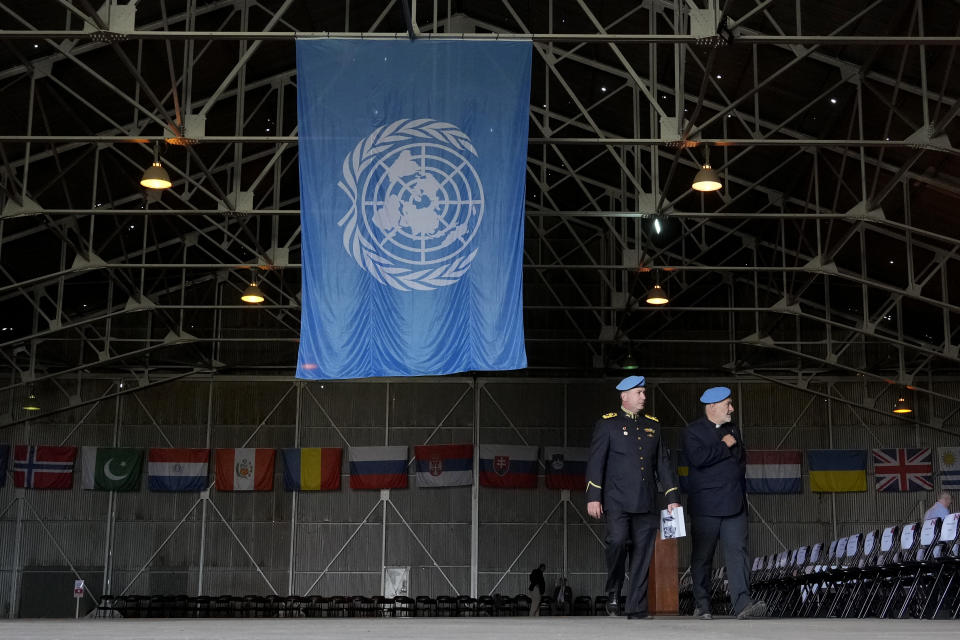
[586,375,679,619]
[684,386,766,620]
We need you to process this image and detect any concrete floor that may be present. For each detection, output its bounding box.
[0,617,957,640]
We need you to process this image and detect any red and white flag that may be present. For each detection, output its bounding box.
[215,448,275,491]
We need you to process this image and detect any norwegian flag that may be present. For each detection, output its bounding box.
[872,448,933,492]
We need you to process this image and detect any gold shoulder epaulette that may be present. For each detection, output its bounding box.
[644,414,659,422]
[602,412,617,419]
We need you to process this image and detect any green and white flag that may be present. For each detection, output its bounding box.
[81,447,143,491]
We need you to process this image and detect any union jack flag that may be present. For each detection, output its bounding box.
[872,448,933,492]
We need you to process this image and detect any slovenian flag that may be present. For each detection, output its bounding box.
[745,450,802,493]
[349,446,408,490]
[281,448,342,491]
[148,448,209,491]
[478,445,538,488]
[215,448,275,492]
[543,447,588,490]
[415,443,473,487]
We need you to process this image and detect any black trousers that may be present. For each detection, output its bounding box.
[690,508,751,615]
[603,509,659,616]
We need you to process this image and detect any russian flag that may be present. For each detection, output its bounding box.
[282,447,342,491]
[148,448,209,491]
[215,448,275,491]
[414,443,473,487]
[746,450,802,493]
[479,445,538,488]
[349,446,408,490]
[543,447,588,490]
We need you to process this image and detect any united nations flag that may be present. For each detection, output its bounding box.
[296,39,531,379]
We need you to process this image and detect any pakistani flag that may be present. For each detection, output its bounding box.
[81,447,143,491]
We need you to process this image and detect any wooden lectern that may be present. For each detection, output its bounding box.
[647,536,679,614]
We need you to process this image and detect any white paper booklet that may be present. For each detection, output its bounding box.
[660,506,686,540]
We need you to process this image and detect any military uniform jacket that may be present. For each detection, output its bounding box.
[585,409,679,513]
[682,415,746,517]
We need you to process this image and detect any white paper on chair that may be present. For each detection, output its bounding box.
[660,506,686,540]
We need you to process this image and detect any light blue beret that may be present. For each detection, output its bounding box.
[700,386,731,403]
[616,375,646,391]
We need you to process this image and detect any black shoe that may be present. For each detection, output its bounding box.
[693,607,712,620]
[605,595,619,616]
[736,600,767,620]
[626,612,650,620]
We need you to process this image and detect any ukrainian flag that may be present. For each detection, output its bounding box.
[677,450,689,493]
[807,449,867,492]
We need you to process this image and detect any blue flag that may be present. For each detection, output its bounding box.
[295,39,531,379]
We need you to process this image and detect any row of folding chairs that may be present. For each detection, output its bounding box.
[95,592,606,618]
[749,511,960,619]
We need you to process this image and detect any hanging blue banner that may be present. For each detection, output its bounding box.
[295,39,531,379]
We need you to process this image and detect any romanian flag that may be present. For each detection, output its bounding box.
[281,448,342,491]
[807,449,867,492]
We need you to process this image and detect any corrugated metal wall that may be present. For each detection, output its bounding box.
[0,376,957,617]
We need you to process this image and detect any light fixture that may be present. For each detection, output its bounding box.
[692,146,722,192]
[140,144,172,190]
[23,391,40,412]
[621,353,639,370]
[645,283,669,305]
[241,281,264,304]
[893,395,912,414]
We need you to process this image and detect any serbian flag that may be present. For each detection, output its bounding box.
[148,448,209,491]
[415,443,473,487]
[543,447,588,490]
[281,448,341,491]
[13,445,77,489]
[479,445,538,488]
[215,448,275,491]
[746,450,802,493]
[349,446,408,490]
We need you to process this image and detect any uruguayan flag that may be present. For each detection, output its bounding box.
[296,39,531,379]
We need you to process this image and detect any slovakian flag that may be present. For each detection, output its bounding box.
[478,445,538,488]
[81,447,143,491]
[215,448,275,492]
[415,443,473,487]
[0,444,8,487]
[295,40,531,379]
[349,446,408,490]
[148,448,209,491]
[543,447,588,490]
[281,448,341,491]
[873,448,933,492]
[745,450,802,494]
[13,445,77,489]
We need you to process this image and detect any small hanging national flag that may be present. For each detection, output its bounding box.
[0,444,8,487]
[13,445,77,489]
[81,447,143,491]
[281,448,341,491]
[543,447,588,490]
[215,448,275,492]
[415,443,473,487]
[873,448,933,492]
[745,450,802,494]
[148,448,209,491]
[808,449,867,492]
[349,446,408,490]
[938,447,960,490]
[478,445,538,488]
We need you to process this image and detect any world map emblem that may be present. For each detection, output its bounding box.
[338,118,484,291]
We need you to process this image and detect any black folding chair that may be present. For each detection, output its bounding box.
[877,522,923,618]
[895,517,943,618]
[921,512,960,618]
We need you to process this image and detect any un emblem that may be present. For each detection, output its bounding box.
[338,118,484,291]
